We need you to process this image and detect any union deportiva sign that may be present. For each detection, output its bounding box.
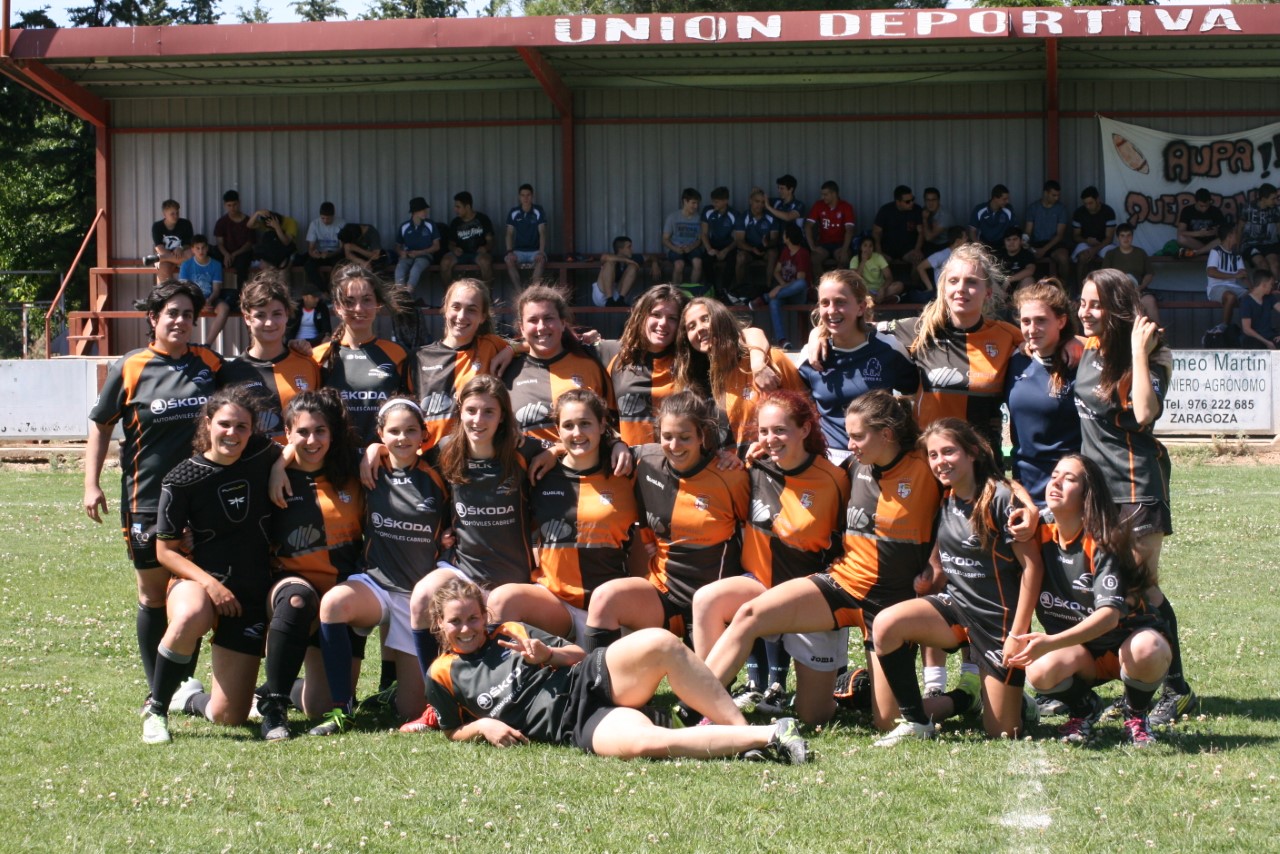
[552,7,1251,45]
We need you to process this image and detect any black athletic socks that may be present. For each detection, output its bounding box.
[582,626,621,654]
[151,644,192,712]
[1157,599,1190,694]
[379,658,398,692]
[877,644,929,725]
[1121,670,1162,714]
[266,584,318,698]
[137,604,167,685]
[765,639,792,691]
[1045,676,1095,717]
[318,622,355,708]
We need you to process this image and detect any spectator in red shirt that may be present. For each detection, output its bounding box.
[804,180,856,271]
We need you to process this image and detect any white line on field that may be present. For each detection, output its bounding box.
[999,741,1053,847]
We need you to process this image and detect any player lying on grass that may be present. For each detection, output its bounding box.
[424,577,809,763]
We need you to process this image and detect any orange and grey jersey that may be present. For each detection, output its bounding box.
[437,437,542,589]
[827,449,942,612]
[1073,339,1172,504]
[408,334,513,451]
[270,469,364,594]
[312,338,409,448]
[742,456,849,588]
[531,462,638,610]
[426,622,576,744]
[89,343,222,514]
[633,444,749,610]
[218,350,321,442]
[717,349,804,455]
[1036,520,1135,654]
[156,435,280,602]
[935,483,1023,644]
[502,349,614,447]
[888,316,1022,458]
[361,457,449,594]
[598,340,676,446]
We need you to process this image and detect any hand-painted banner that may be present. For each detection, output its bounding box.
[1101,116,1280,254]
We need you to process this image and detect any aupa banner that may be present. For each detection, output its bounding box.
[1100,116,1280,254]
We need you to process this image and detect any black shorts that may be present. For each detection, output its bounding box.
[924,592,1026,688]
[170,576,269,657]
[565,647,617,753]
[120,509,161,570]
[1118,501,1173,538]
[214,288,240,312]
[808,573,868,639]
[656,589,693,640]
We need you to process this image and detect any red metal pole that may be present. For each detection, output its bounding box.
[1045,37,1060,182]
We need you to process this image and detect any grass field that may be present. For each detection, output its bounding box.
[1,461,1277,853]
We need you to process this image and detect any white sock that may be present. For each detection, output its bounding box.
[923,666,947,693]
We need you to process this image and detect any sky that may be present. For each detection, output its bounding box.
[11,0,1226,28]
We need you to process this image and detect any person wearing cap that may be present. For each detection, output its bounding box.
[997,226,1038,294]
[505,184,548,290]
[396,197,442,300]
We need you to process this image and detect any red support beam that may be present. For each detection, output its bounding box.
[517,46,576,255]
[9,59,108,127]
[1045,37,1060,182]
[96,124,111,270]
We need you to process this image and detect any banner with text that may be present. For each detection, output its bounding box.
[1156,350,1275,435]
[1100,117,1280,255]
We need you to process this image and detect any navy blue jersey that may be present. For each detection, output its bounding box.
[701,205,739,250]
[739,210,778,249]
[1004,351,1081,505]
[797,333,919,452]
[397,218,439,253]
[506,205,547,252]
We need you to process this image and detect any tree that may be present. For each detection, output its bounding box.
[292,0,346,21]
[359,0,464,18]
[173,0,222,24]
[17,7,59,27]
[236,0,270,21]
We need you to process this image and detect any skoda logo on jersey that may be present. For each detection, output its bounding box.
[694,494,711,512]
[372,512,434,533]
[863,358,882,383]
[985,343,999,358]
[800,491,814,509]
[150,395,209,415]
[455,502,515,519]
[1039,591,1055,609]
[477,692,494,710]
[219,480,251,523]
[293,376,310,391]
[287,525,324,551]
[420,392,454,419]
[897,482,912,499]
[368,363,396,379]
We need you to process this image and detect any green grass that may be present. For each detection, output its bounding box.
[1,464,1278,852]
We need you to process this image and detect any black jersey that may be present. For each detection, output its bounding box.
[1035,520,1132,654]
[436,438,542,589]
[312,338,409,447]
[426,622,575,744]
[742,456,848,588]
[935,483,1023,645]
[1073,339,1172,505]
[502,349,613,447]
[362,457,449,594]
[407,334,512,451]
[89,344,223,514]
[218,351,321,442]
[156,436,281,602]
[633,444,749,610]
[270,469,364,593]
[597,339,677,447]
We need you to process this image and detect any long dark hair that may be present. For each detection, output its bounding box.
[438,375,521,486]
[283,388,359,488]
[1082,268,1166,400]
[1012,278,1075,395]
[674,296,747,404]
[617,285,687,367]
[1058,453,1156,594]
[920,417,1006,551]
[326,264,420,371]
[193,385,262,455]
[656,389,719,456]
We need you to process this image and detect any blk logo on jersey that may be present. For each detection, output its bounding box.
[219,480,251,523]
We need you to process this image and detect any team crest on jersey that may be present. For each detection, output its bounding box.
[985,343,999,358]
[742,386,754,400]
[337,490,352,503]
[219,480,251,523]
[800,491,814,509]
[694,494,711,512]
[293,376,310,391]
[599,492,614,506]
[897,482,912,499]
[863,358,882,383]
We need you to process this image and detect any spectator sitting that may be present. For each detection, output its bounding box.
[304,201,346,292]
[592,235,644,308]
[1177,188,1226,259]
[920,186,956,255]
[758,222,812,349]
[1238,182,1280,278]
[150,198,194,282]
[663,187,705,285]
[214,190,255,288]
[1023,179,1070,280]
[997,227,1037,294]
[249,209,297,272]
[1101,222,1158,323]
[766,173,805,226]
[395,196,441,302]
[914,225,967,300]
[873,184,924,271]
[339,222,388,272]
[701,186,739,298]
[441,191,495,284]
[732,187,779,305]
[505,183,548,290]
[1240,269,1280,350]
[286,284,332,348]
[1070,185,1117,285]
[1206,225,1250,330]
[805,180,856,270]
[178,234,229,343]
[850,235,903,305]
[968,184,1014,251]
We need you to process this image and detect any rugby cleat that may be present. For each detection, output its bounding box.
[754,682,790,716]
[832,667,872,712]
[307,705,354,737]
[142,709,171,745]
[1148,684,1198,727]
[1122,710,1157,748]
[872,718,935,748]
[1057,691,1105,745]
[733,687,765,714]
[399,705,442,733]
[767,717,809,764]
[359,681,398,713]
[955,671,983,717]
[258,696,291,741]
[1035,693,1068,718]
[1021,690,1041,728]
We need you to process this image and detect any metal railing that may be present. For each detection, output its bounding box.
[45,208,104,359]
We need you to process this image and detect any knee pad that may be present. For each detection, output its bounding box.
[270,582,319,636]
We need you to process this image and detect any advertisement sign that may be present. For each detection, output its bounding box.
[1157,350,1274,434]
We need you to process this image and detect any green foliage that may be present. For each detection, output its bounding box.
[291,0,347,21]
[16,7,59,27]
[235,0,270,21]
[0,84,94,357]
[172,0,222,24]
[359,0,464,19]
